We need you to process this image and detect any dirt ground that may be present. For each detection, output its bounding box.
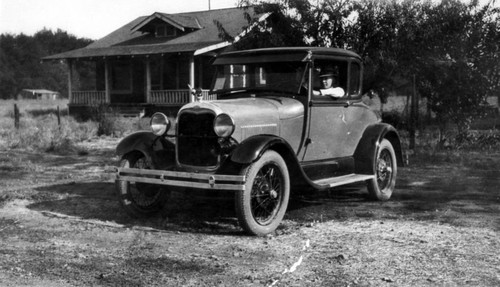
[0,137,499,286]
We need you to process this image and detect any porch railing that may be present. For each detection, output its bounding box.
[150,89,216,104]
[72,91,106,105]
[70,89,217,105]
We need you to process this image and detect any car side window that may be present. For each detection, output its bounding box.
[348,62,362,98]
[312,60,348,101]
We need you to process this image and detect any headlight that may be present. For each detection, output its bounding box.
[213,113,235,138]
[150,113,170,136]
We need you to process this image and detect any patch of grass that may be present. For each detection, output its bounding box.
[0,100,139,153]
[0,154,39,173]
[1,114,97,154]
[26,107,69,118]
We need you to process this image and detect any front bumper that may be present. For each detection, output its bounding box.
[110,167,246,191]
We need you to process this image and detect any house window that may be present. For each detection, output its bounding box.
[111,61,132,93]
[156,24,176,37]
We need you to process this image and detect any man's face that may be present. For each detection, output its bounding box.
[321,76,334,88]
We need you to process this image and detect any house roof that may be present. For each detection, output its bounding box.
[43,7,265,61]
[22,89,60,94]
[131,12,203,32]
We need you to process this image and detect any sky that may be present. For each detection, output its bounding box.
[0,0,239,39]
[1,0,497,40]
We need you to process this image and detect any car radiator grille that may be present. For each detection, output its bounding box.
[177,110,219,167]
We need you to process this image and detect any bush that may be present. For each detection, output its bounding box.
[89,104,137,137]
[1,114,97,153]
[454,130,500,151]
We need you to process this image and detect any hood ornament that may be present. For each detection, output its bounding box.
[188,84,204,102]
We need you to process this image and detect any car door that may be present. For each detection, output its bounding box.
[299,58,370,179]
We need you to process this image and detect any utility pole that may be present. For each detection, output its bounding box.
[208,0,211,10]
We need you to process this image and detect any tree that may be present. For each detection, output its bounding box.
[416,0,500,137]
[226,0,500,140]
[0,29,92,99]
[217,1,310,48]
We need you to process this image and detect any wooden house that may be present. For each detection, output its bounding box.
[17,89,61,100]
[43,7,268,119]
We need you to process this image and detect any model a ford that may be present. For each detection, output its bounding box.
[112,47,404,236]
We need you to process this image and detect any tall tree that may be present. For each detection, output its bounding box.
[228,0,500,137]
[416,0,500,135]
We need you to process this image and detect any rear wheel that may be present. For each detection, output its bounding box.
[116,152,168,217]
[235,151,290,236]
[367,139,397,201]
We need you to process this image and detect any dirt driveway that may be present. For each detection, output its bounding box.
[1,138,499,286]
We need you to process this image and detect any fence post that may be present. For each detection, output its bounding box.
[14,104,20,129]
[57,105,61,127]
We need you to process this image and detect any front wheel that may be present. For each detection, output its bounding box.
[367,139,397,201]
[116,152,168,217]
[235,150,290,236]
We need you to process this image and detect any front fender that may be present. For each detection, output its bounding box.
[353,123,404,174]
[116,131,174,164]
[230,135,293,164]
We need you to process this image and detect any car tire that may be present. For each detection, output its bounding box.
[367,139,397,201]
[235,150,290,236]
[116,152,169,217]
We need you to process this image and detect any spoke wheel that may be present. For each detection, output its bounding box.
[116,153,168,217]
[367,139,397,201]
[235,151,290,236]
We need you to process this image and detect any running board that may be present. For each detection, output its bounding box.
[313,174,374,188]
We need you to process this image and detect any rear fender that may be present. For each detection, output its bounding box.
[353,123,404,174]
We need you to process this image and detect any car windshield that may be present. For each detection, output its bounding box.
[212,62,308,96]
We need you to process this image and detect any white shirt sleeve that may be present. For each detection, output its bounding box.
[319,87,345,98]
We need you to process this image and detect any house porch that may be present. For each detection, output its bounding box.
[66,53,217,119]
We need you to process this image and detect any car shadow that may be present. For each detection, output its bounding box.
[27,163,500,235]
[27,181,243,235]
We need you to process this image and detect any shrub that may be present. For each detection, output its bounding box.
[455,130,500,151]
[1,114,97,153]
[88,104,136,137]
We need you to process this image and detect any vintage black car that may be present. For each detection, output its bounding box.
[112,47,404,236]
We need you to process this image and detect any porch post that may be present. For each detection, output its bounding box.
[198,59,203,89]
[67,59,73,104]
[189,54,195,102]
[104,58,110,104]
[145,57,151,103]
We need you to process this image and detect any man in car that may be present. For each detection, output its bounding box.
[313,66,345,98]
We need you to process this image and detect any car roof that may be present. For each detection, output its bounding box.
[217,47,362,61]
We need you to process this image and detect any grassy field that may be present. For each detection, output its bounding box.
[1,97,498,155]
[0,99,139,153]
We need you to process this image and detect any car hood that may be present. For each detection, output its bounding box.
[179,96,304,141]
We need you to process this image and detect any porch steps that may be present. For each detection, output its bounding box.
[313,173,374,188]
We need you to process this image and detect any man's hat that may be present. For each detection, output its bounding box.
[319,66,339,78]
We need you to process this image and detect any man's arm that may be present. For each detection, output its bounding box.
[314,87,345,98]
